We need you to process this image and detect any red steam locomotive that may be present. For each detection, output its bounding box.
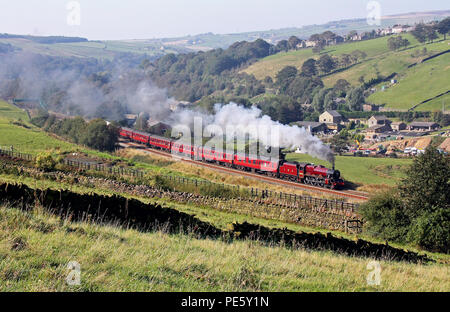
[119,127,344,189]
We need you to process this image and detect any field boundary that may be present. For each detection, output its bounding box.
[0,147,361,213]
[0,181,430,263]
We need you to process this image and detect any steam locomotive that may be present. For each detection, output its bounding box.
[119,127,345,189]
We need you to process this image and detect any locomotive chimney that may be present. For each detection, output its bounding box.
[332,159,335,171]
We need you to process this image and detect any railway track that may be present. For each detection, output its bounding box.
[120,141,370,201]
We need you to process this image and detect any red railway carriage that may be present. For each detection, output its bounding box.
[148,135,172,151]
[131,130,150,144]
[171,142,195,158]
[233,154,278,175]
[119,127,134,140]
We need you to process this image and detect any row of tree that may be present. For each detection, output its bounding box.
[387,36,410,51]
[301,50,367,77]
[412,18,450,43]
[31,112,118,152]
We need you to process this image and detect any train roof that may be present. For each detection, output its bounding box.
[120,127,173,142]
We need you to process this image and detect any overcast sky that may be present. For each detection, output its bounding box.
[0,0,448,40]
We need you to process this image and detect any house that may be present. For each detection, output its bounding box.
[407,122,440,132]
[368,115,391,128]
[392,25,414,34]
[296,41,307,49]
[319,110,342,124]
[391,122,407,131]
[295,121,327,134]
[124,114,138,126]
[147,119,172,136]
[304,40,317,47]
[365,124,392,140]
[380,28,393,36]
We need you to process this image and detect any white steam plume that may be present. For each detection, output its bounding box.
[169,102,335,163]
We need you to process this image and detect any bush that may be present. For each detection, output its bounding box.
[35,152,57,172]
[360,147,450,253]
[360,191,410,241]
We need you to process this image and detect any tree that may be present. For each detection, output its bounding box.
[288,36,301,50]
[333,79,351,97]
[275,66,297,92]
[330,130,350,155]
[361,147,449,253]
[316,54,336,73]
[81,119,118,151]
[323,91,336,110]
[436,17,450,40]
[301,58,317,77]
[350,50,367,62]
[311,88,331,112]
[276,40,289,52]
[345,87,364,111]
[412,23,428,43]
[424,25,439,43]
[285,76,324,103]
[387,36,410,51]
[339,54,353,67]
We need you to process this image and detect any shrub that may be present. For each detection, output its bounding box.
[35,152,57,172]
[360,147,450,253]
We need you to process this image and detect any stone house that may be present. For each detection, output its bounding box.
[319,110,342,124]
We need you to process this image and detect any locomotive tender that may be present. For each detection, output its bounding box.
[119,127,344,189]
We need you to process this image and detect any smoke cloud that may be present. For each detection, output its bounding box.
[170,103,335,163]
[0,51,175,120]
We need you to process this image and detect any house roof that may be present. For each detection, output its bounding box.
[296,121,325,129]
[409,122,439,127]
[323,110,341,117]
[370,115,388,121]
[147,119,171,128]
[367,124,389,132]
[391,122,406,125]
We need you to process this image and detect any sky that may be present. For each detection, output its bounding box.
[0,0,448,40]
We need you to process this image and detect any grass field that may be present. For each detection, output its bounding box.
[367,51,450,111]
[243,34,449,112]
[1,203,449,292]
[0,38,176,60]
[286,153,412,186]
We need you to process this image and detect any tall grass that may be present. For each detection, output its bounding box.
[0,204,448,292]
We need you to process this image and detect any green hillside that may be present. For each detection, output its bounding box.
[367,51,450,111]
[0,38,183,60]
[244,34,449,111]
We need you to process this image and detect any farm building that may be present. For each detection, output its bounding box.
[407,122,440,132]
[319,110,342,124]
[295,121,327,134]
[365,124,392,140]
[147,119,172,136]
[368,115,391,128]
[391,122,407,131]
